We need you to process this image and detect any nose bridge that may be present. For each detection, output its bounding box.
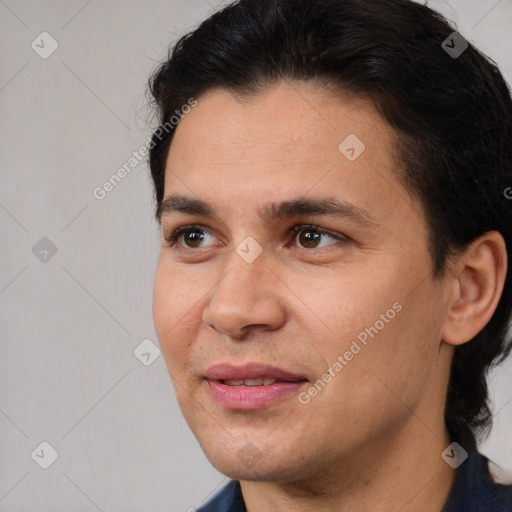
[216,238,270,305]
[204,240,286,336]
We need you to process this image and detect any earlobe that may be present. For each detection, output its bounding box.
[441,231,507,347]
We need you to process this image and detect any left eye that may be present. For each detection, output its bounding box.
[164,224,346,250]
[289,225,345,249]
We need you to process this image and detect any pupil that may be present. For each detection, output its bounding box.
[300,230,320,248]
[186,230,203,247]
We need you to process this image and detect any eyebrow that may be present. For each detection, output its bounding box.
[158,194,380,227]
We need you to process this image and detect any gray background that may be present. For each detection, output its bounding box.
[1,0,511,510]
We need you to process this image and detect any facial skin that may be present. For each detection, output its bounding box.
[152,82,507,512]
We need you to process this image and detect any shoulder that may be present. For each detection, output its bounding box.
[196,480,246,512]
[443,450,512,511]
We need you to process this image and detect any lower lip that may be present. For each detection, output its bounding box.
[205,379,307,410]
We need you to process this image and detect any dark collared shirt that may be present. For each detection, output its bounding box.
[196,428,512,511]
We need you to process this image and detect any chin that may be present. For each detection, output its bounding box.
[199,439,307,482]
[207,455,292,482]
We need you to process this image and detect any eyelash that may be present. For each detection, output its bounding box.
[163,224,348,251]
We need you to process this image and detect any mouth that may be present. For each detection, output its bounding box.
[221,377,290,386]
[203,362,308,410]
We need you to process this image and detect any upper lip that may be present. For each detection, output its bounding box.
[204,363,307,382]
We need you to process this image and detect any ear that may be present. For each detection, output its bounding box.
[441,231,508,346]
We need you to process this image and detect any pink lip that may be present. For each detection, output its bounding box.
[204,362,306,382]
[203,363,308,410]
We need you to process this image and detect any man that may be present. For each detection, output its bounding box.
[148,0,512,510]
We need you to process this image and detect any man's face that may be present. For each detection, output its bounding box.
[153,83,450,481]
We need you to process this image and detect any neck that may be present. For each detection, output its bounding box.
[240,419,456,512]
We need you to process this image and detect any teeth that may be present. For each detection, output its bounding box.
[223,378,278,386]
[224,379,244,386]
[244,378,264,386]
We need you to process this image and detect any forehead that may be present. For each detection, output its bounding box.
[167,82,391,165]
[163,82,415,226]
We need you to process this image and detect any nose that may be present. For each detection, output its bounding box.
[202,246,287,340]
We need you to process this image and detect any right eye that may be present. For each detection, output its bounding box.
[164,225,217,250]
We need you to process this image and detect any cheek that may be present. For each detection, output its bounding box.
[309,271,400,351]
[152,259,197,371]
[311,267,438,394]
[344,283,440,401]
[152,262,174,340]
